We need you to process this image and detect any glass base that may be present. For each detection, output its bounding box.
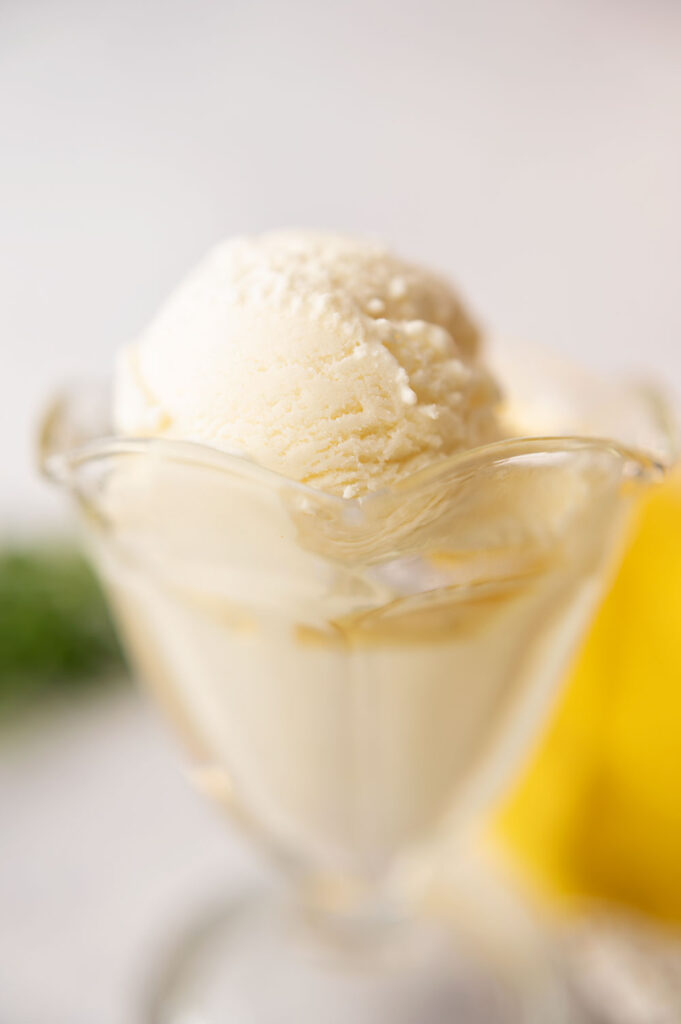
[141,885,581,1024]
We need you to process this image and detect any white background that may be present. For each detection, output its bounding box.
[1,2,681,1021]
[2,0,681,528]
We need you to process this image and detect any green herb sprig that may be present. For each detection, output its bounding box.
[0,545,125,715]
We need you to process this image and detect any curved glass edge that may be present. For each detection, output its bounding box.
[38,379,670,514]
[488,337,680,469]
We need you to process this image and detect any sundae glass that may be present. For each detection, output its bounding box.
[39,360,672,1024]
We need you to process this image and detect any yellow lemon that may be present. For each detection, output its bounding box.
[495,471,681,922]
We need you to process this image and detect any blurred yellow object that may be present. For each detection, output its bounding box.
[495,469,681,923]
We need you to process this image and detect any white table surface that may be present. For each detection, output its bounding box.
[0,686,261,1024]
[4,688,681,1024]
[2,1,681,1020]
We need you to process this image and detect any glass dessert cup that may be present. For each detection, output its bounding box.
[40,379,671,1024]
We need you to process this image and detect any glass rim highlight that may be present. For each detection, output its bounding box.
[39,383,668,514]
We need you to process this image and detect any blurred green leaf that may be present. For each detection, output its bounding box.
[0,545,126,715]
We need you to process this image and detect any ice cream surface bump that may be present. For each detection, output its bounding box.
[114,232,502,496]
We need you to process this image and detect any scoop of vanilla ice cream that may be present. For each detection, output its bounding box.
[114,232,501,497]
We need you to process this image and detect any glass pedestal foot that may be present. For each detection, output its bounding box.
[141,885,581,1024]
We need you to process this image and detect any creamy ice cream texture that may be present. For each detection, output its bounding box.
[114,232,501,496]
[101,231,639,873]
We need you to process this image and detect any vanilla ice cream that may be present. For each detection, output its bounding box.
[89,233,645,880]
[114,232,501,497]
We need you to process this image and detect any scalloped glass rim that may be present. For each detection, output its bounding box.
[39,380,670,515]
